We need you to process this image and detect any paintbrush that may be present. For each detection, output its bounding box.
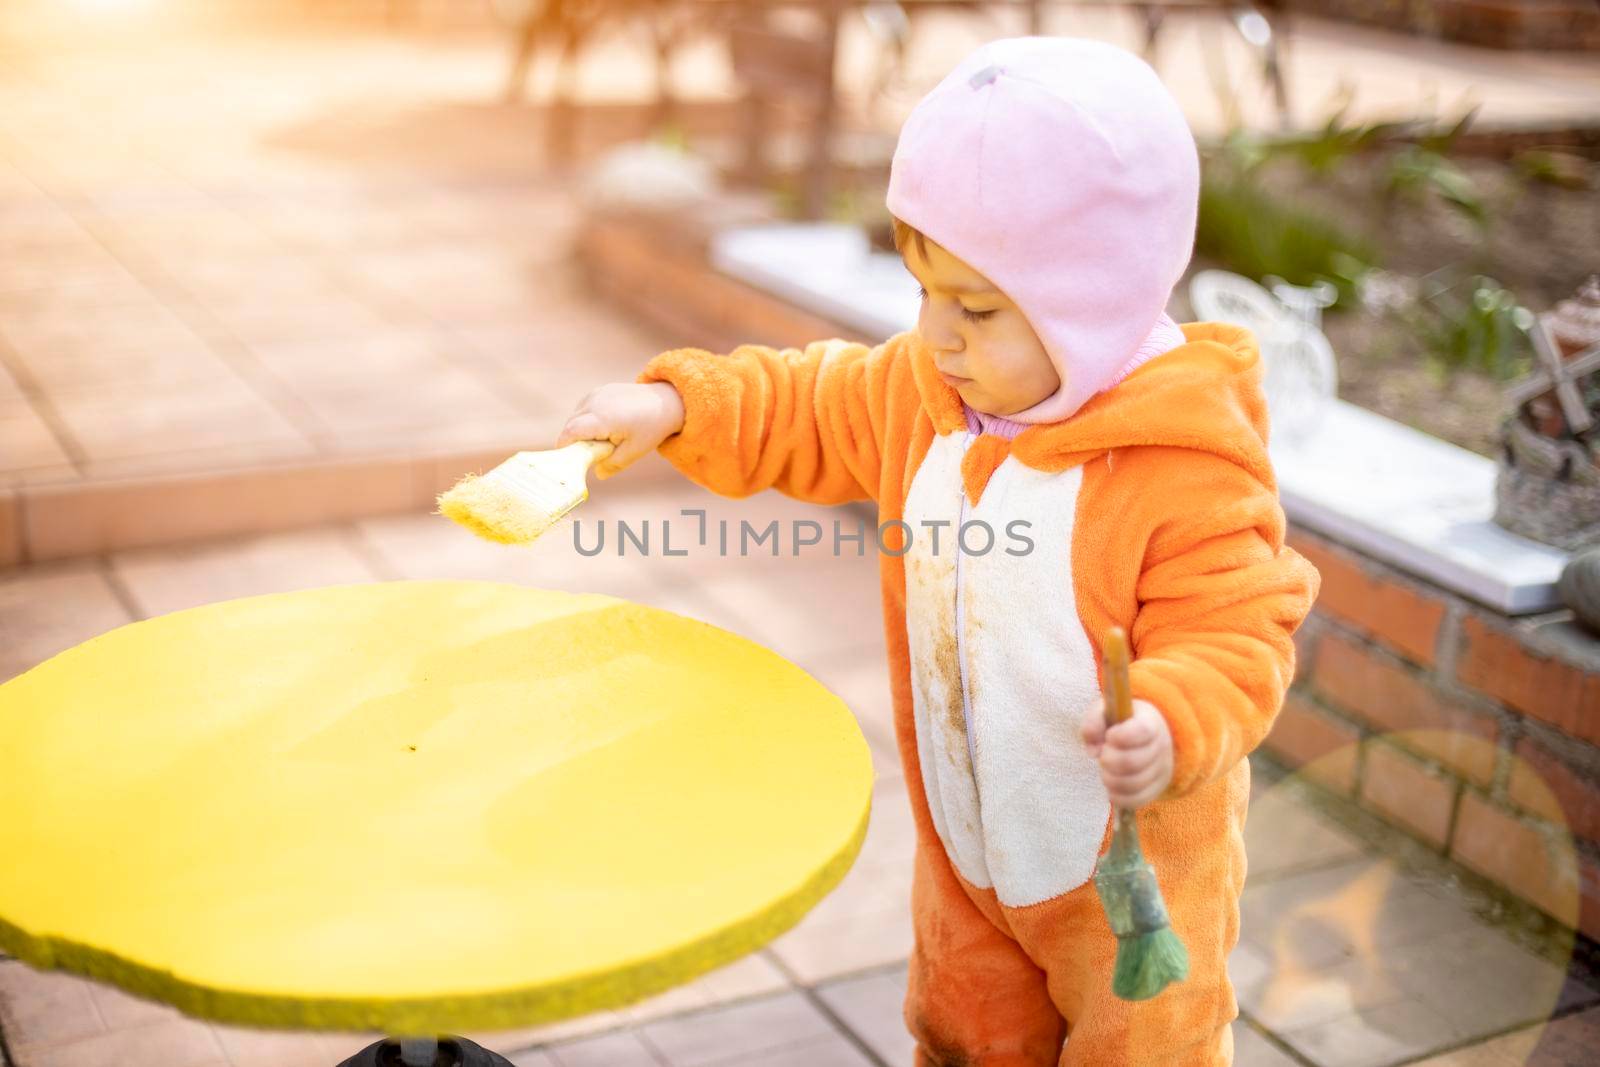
[1092,626,1190,1001]
[436,439,616,545]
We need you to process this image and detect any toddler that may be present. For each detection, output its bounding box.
[557,36,1320,1067]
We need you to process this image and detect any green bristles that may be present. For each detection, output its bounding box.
[1111,926,1191,1001]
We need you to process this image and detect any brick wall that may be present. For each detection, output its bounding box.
[1271,528,1600,940]
[576,203,1600,942]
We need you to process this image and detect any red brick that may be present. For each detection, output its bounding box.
[0,488,20,569]
[1451,791,1582,925]
[1289,531,1447,666]
[1507,736,1600,847]
[1458,618,1600,747]
[1359,741,1458,848]
[1314,632,1499,784]
[1263,691,1361,794]
[1581,853,1600,943]
[1291,625,1320,683]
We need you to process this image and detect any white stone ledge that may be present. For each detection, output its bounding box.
[709,223,1571,616]
[1271,401,1568,616]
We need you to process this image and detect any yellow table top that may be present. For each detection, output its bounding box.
[0,581,873,1035]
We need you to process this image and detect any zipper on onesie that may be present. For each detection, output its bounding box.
[954,429,978,777]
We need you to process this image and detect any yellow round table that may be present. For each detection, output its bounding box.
[0,581,873,1060]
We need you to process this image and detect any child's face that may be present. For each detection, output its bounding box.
[902,236,1059,416]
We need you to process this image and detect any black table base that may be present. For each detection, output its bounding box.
[336,1036,514,1067]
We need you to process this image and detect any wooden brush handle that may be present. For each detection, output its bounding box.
[568,439,617,466]
[1102,627,1134,728]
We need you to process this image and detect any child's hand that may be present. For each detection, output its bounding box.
[1079,698,1174,810]
[556,382,686,480]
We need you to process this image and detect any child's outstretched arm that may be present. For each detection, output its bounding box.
[626,338,892,505]
[1124,450,1322,800]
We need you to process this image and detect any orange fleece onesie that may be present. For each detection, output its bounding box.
[636,322,1321,1066]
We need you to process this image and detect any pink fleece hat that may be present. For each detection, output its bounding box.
[886,36,1200,423]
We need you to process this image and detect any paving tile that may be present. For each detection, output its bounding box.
[203,296,396,348]
[0,301,199,362]
[860,777,918,870]
[457,1023,567,1059]
[246,332,471,388]
[74,440,330,483]
[0,361,23,404]
[17,339,239,400]
[621,952,791,1024]
[1234,946,1411,1033]
[617,982,714,1027]
[1243,779,1368,883]
[0,254,130,296]
[207,1023,336,1067]
[721,1032,876,1067]
[160,255,343,308]
[0,411,74,474]
[1232,855,1530,1041]
[110,526,379,618]
[696,953,793,1007]
[0,276,160,320]
[48,378,312,464]
[273,351,532,444]
[359,481,755,593]
[14,1017,227,1067]
[451,313,670,402]
[816,967,914,1066]
[340,250,557,320]
[464,1009,631,1052]
[507,1050,561,1067]
[356,508,681,604]
[81,983,175,1032]
[1279,997,1469,1067]
[0,563,132,681]
[1404,1027,1541,1067]
[546,1029,663,1067]
[766,899,915,987]
[3,465,81,491]
[1388,925,1595,1041]
[693,553,886,667]
[326,411,548,459]
[0,964,103,1055]
[795,838,911,934]
[1232,1022,1301,1067]
[637,991,837,1067]
[1519,1003,1600,1066]
[312,1031,390,1061]
[1240,858,1486,973]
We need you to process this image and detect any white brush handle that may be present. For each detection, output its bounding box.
[522,439,615,481]
[564,439,616,468]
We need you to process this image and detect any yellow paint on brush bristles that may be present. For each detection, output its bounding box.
[437,440,615,545]
[437,474,567,545]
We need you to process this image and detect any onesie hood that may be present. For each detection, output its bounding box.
[910,322,1276,486]
[886,36,1201,424]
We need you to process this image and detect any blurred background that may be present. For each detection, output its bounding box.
[3,2,1600,1066]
